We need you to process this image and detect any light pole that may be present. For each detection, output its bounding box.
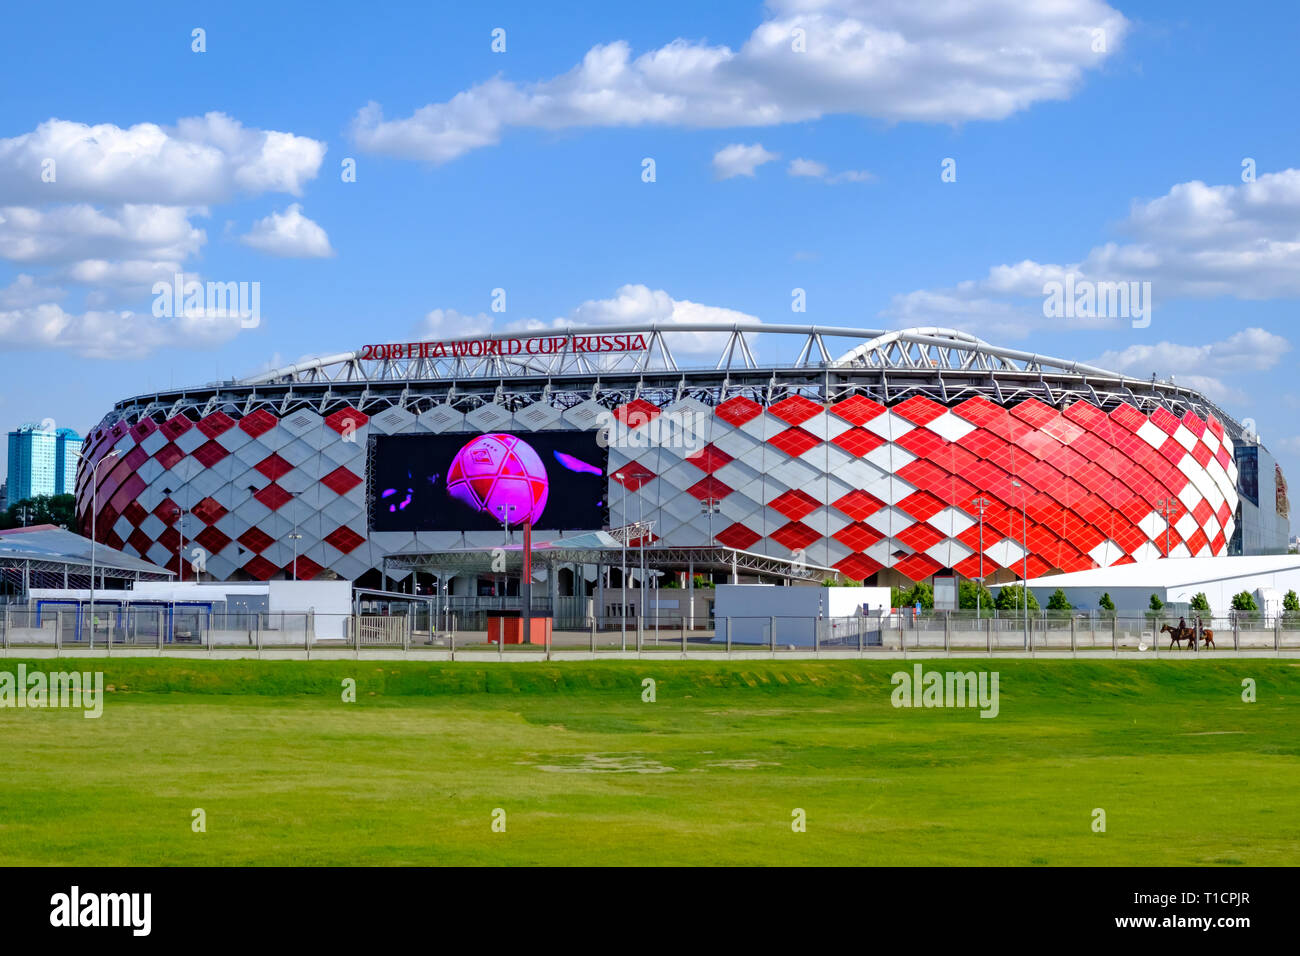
[614,472,630,649]
[288,532,303,579]
[1156,498,1180,558]
[1010,479,1029,648]
[493,503,516,601]
[162,486,190,583]
[971,497,990,620]
[86,449,121,647]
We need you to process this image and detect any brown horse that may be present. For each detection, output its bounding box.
[1159,623,1216,649]
[1160,623,1193,649]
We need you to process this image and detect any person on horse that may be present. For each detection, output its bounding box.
[1179,615,1187,633]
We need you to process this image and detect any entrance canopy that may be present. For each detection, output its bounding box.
[382,531,836,582]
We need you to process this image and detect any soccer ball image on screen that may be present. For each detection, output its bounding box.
[446,433,549,526]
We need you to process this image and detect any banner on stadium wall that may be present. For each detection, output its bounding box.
[360,333,649,361]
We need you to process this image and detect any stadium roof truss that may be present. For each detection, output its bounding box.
[104,324,1250,442]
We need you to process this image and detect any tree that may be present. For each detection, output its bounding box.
[892,582,934,610]
[958,580,994,614]
[1189,592,1212,618]
[1149,594,1164,612]
[1098,593,1116,615]
[1230,591,1258,612]
[0,493,77,531]
[995,584,1039,612]
[1047,588,1072,612]
[1285,590,1300,613]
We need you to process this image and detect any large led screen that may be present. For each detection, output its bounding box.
[368,431,608,532]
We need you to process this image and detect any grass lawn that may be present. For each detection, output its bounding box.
[1,658,1297,865]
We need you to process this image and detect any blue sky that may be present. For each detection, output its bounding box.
[2,0,1298,518]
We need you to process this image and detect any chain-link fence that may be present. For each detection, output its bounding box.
[2,605,1298,655]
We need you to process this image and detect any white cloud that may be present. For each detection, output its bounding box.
[712,143,778,179]
[240,204,334,258]
[417,307,494,339]
[788,158,828,178]
[352,0,1127,164]
[788,157,875,183]
[1090,328,1291,405]
[0,274,62,309]
[416,285,759,355]
[0,203,204,265]
[885,168,1300,336]
[0,114,326,205]
[0,302,251,359]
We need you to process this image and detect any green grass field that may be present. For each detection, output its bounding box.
[2,658,1298,865]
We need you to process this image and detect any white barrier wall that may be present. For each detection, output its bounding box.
[714,585,890,645]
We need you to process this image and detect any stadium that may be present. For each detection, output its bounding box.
[73,324,1290,595]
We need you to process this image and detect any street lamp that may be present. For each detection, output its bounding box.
[86,449,121,647]
[492,503,516,599]
[613,472,629,650]
[161,487,190,583]
[971,497,990,620]
[1010,479,1029,648]
[1155,498,1180,558]
[288,532,303,579]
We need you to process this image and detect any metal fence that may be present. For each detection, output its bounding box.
[2,605,1298,656]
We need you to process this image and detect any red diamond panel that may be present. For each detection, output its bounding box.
[324,525,366,554]
[254,483,293,510]
[894,553,943,582]
[239,409,278,438]
[160,414,194,441]
[238,527,275,554]
[770,521,821,552]
[833,521,884,552]
[154,442,184,471]
[197,411,236,439]
[835,553,883,582]
[768,395,822,426]
[611,462,655,491]
[833,490,885,521]
[769,488,820,521]
[321,466,363,495]
[191,496,228,525]
[614,399,661,427]
[687,475,733,501]
[832,428,885,457]
[715,522,761,550]
[767,427,820,458]
[285,555,324,581]
[829,395,885,426]
[684,443,733,473]
[895,522,945,552]
[255,453,293,481]
[194,526,232,555]
[897,490,946,522]
[126,528,153,557]
[893,396,947,426]
[192,440,230,468]
[325,407,369,435]
[243,555,279,580]
[715,396,762,426]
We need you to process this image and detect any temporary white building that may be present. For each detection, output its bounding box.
[1023,555,1300,614]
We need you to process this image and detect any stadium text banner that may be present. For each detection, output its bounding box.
[361,333,649,361]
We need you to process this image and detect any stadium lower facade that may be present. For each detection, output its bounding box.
[75,325,1290,591]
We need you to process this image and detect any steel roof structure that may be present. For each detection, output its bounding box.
[97,324,1250,444]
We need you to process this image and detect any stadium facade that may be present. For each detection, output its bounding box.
[74,325,1290,592]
